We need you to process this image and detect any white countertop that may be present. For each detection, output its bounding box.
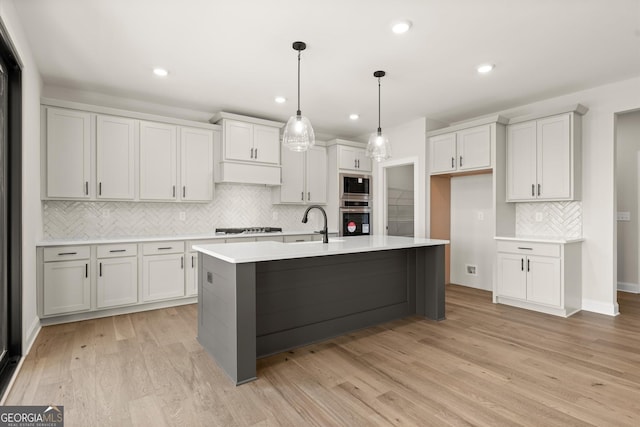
[193,235,450,264]
[494,235,584,244]
[37,230,337,247]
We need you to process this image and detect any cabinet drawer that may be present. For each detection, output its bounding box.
[142,241,185,255]
[496,241,560,257]
[97,243,138,258]
[43,246,90,262]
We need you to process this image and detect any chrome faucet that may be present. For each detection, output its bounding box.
[302,205,329,243]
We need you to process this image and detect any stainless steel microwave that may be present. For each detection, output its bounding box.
[339,173,371,201]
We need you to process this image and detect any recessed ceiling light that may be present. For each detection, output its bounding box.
[153,68,169,77]
[391,20,412,34]
[275,96,286,104]
[349,114,359,120]
[477,64,495,74]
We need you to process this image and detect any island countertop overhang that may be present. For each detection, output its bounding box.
[193,235,449,264]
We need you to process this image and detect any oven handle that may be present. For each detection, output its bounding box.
[339,208,372,213]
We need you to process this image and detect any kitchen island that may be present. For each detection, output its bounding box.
[193,235,448,385]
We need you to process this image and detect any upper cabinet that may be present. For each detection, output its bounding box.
[429,124,491,175]
[506,111,582,202]
[45,107,92,199]
[272,144,327,204]
[96,115,136,200]
[42,101,219,203]
[211,112,283,186]
[338,145,372,172]
[139,121,178,201]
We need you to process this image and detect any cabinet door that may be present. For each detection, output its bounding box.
[96,115,136,199]
[43,260,90,315]
[339,146,367,171]
[46,108,91,198]
[143,253,185,302]
[457,125,491,171]
[496,253,526,300]
[429,133,457,174]
[180,127,213,201]
[306,145,328,204]
[279,146,305,203]
[526,255,561,306]
[537,114,571,200]
[186,252,198,297]
[253,125,280,164]
[224,120,253,162]
[97,257,138,308]
[139,121,177,200]
[506,121,537,201]
[355,150,372,172]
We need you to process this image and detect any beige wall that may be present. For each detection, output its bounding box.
[615,110,640,292]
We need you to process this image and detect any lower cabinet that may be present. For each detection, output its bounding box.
[43,259,91,316]
[494,239,582,317]
[97,255,138,308]
[142,241,186,302]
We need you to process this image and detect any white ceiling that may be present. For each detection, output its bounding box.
[13,0,640,139]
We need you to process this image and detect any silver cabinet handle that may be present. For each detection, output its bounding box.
[58,252,77,256]
[531,184,535,197]
[537,184,541,196]
[109,249,126,253]
[517,247,533,250]
[459,156,463,167]
[158,247,172,250]
[451,157,455,168]
[172,185,176,198]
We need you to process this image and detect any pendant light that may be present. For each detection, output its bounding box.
[282,41,315,152]
[366,70,391,161]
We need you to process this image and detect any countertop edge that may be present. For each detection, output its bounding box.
[494,236,585,244]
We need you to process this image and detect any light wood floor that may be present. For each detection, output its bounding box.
[5,285,640,426]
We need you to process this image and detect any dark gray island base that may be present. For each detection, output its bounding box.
[196,241,446,385]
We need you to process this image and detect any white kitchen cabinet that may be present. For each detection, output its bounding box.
[45,107,92,198]
[42,247,91,316]
[222,119,280,164]
[142,242,185,302]
[429,124,491,175]
[96,243,138,308]
[139,121,178,201]
[273,145,327,204]
[494,238,581,317]
[506,113,579,201]
[180,126,214,201]
[96,115,136,200]
[338,145,371,172]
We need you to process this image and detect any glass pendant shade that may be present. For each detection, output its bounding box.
[283,113,315,152]
[366,129,391,161]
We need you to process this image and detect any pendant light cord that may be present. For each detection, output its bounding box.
[297,49,301,116]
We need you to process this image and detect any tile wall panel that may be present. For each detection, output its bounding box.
[515,201,582,238]
[43,183,322,239]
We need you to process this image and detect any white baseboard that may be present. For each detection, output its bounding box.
[24,316,41,356]
[617,281,640,293]
[581,298,620,316]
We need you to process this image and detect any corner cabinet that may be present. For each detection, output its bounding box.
[494,238,582,317]
[211,112,283,185]
[272,145,327,204]
[429,124,492,175]
[44,107,92,199]
[506,111,583,202]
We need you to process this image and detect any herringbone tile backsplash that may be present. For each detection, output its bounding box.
[43,183,322,239]
[515,201,582,238]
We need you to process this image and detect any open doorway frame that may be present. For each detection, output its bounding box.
[374,156,420,237]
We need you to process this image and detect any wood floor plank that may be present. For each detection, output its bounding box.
[5,285,640,426]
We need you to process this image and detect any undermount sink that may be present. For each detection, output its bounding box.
[289,238,345,244]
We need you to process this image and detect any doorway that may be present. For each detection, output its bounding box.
[385,164,415,236]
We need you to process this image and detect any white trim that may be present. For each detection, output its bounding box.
[617,281,640,293]
[23,317,41,355]
[581,298,620,316]
[426,114,508,137]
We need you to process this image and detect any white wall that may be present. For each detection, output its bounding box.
[615,110,640,292]
[450,174,494,291]
[0,0,43,353]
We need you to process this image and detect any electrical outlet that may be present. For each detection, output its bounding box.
[535,212,544,222]
[617,211,631,221]
[102,209,110,218]
[179,212,186,221]
[477,211,484,221]
[466,265,477,276]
